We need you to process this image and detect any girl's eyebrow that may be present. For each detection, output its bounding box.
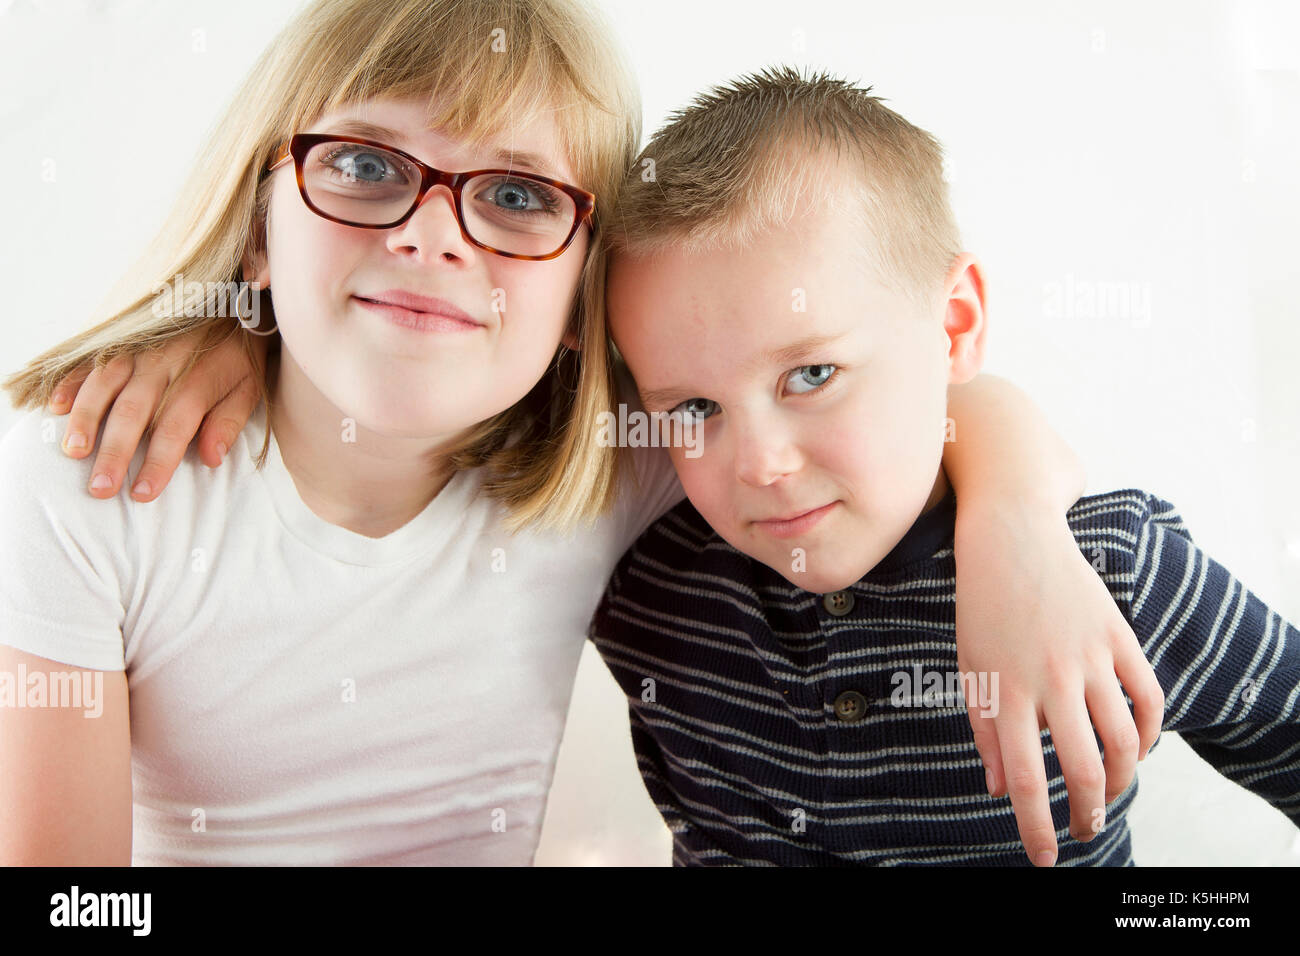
[321,119,566,179]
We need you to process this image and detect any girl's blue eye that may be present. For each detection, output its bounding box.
[472,177,562,216]
[670,397,719,423]
[786,364,837,395]
[323,147,408,185]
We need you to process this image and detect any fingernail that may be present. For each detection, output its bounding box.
[215,441,227,463]
[1035,850,1056,867]
[90,473,112,492]
[65,431,86,451]
[131,479,152,498]
[985,768,995,795]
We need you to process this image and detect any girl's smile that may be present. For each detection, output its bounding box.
[352,291,487,334]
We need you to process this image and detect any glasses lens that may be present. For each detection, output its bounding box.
[462,173,579,257]
[301,140,420,226]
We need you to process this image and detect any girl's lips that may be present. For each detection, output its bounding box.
[352,296,484,333]
[754,501,838,539]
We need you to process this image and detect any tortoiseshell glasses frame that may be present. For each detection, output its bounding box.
[267,133,596,262]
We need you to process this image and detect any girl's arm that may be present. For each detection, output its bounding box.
[51,329,268,501]
[942,373,1165,867]
[0,644,132,865]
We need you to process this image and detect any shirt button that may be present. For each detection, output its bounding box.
[822,590,855,616]
[833,691,868,723]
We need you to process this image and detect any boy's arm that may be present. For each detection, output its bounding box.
[942,373,1165,866]
[1129,497,1300,828]
[49,328,268,501]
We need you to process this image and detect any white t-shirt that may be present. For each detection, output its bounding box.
[0,366,684,865]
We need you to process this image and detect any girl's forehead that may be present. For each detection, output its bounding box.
[309,96,577,182]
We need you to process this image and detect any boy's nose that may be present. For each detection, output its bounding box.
[732,419,802,487]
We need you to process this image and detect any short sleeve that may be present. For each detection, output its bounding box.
[609,360,687,554]
[0,411,130,671]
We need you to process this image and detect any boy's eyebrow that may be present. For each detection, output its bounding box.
[321,120,561,177]
[639,331,851,409]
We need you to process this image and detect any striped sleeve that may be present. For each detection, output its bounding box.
[1129,492,1300,826]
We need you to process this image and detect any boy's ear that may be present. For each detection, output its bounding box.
[941,253,987,385]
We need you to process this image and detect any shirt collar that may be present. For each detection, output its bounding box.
[865,485,958,578]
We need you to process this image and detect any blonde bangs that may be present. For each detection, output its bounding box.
[3,0,642,536]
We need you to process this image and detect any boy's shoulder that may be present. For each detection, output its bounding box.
[1063,487,1193,614]
[1066,487,1190,540]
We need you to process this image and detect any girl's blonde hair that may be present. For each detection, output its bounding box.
[2,0,641,534]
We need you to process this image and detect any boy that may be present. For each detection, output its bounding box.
[589,67,1300,865]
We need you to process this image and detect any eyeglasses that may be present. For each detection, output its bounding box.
[266,133,596,261]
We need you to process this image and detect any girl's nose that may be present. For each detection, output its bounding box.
[385,185,477,262]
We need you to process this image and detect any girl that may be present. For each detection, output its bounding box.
[0,0,1160,865]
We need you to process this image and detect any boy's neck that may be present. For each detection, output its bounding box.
[921,463,951,515]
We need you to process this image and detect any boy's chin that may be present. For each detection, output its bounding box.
[758,557,867,596]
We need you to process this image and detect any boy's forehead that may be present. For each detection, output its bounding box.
[611,209,879,311]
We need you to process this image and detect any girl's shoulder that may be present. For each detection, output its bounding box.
[0,406,258,569]
[0,409,137,528]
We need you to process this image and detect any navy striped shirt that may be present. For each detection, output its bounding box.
[588,488,1300,865]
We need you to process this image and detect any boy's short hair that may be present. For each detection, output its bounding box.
[611,66,961,303]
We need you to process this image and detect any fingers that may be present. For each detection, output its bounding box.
[122,393,212,501]
[47,363,94,416]
[127,331,266,491]
[1113,630,1165,760]
[197,371,263,468]
[965,695,1005,797]
[1041,692,1109,845]
[996,704,1061,867]
[59,355,135,462]
[83,363,172,499]
[1085,674,1142,807]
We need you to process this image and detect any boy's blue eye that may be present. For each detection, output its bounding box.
[786,364,837,395]
[668,365,837,422]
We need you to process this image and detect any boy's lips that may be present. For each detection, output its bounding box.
[753,501,838,538]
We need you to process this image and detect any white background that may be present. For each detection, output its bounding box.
[0,0,1296,866]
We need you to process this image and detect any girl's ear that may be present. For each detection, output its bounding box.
[242,210,271,288]
[241,246,270,290]
[560,321,581,352]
